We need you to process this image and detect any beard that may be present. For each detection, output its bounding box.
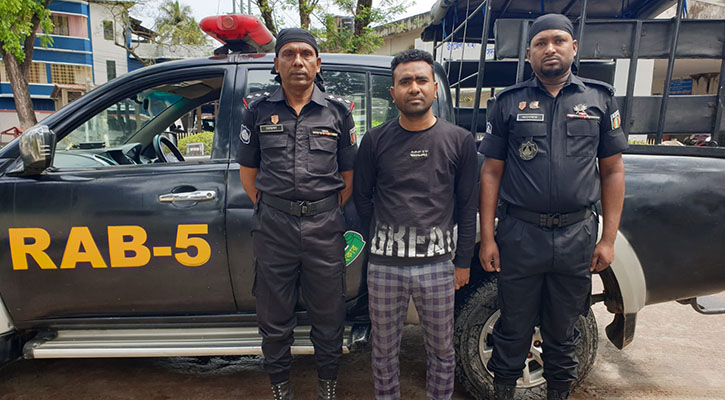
[397,96,434,117]
[540,64,566,77]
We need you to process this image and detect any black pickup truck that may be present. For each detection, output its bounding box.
[0,10,724,400]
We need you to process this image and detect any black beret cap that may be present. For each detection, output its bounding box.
[275,28,319,56]
[528,13,575,45]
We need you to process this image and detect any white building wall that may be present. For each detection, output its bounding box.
[89,2,129,85]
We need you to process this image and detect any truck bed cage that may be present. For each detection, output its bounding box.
[422,0,725,146]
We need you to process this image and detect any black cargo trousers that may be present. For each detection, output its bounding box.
[252,200,347,385]
[488,212,598,392]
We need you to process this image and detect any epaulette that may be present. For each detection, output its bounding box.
[324,93,354,114]
[242,91,272,110]
[489,80,529,102]
[578,77,616,96]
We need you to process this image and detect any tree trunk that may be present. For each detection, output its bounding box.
[298,0,311,30]
[354,0,373,38]
[2,52,37,129]
[255,0,277,36]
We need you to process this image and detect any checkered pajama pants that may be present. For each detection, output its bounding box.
[367,261,456,400]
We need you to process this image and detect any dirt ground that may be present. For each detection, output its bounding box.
[0,287,723,399]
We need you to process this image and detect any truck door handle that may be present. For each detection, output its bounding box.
[158,190,217,203]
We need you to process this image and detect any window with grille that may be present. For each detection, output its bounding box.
[52,15,70,36]
[103,21,114,40]
[51,64,91,85]
[0,62,46,83]
[28,63,46,83]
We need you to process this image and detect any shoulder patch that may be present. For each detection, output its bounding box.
[579,77,616,96]
[325,94,354,114]
[242,91,271,110]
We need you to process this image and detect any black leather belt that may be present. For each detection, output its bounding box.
[507,204,593,228]
[260,193,338,217]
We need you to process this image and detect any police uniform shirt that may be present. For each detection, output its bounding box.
[479,74,628,213]
[236,85,358,201]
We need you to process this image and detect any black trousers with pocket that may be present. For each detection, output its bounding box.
[488,213,598,392]
[252,202,346,384]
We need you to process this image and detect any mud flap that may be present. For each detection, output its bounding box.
[605,312,637,349]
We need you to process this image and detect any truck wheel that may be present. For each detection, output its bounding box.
[454,279,598,399]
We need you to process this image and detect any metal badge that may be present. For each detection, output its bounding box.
[349,127,357,144]
[530,101,540,109]
[519,101,527,111]
[271,114,279,124]
[519,140,538,160]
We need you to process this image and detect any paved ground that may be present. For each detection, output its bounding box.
[0,285,723,399]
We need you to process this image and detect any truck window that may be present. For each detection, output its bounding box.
[54,75,224,168]
[371,74,398,131]
[246,69,369,144]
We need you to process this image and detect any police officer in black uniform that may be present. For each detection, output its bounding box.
[478,14,627,400]
[236,28,357,400]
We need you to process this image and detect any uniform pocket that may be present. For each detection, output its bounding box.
[566,119,598,157]
[511,120,547,158]
[258,134,288,171]
[308,134,338,174]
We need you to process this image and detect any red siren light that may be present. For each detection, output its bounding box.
[200,15,275,53]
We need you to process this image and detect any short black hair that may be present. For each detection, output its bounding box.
[391,49,435,77]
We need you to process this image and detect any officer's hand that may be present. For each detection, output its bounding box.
[590,240,615,273]
[455,267,470,290]
[479,239,501,273]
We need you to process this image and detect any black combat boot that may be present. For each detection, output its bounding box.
[494,382,515,400]
[317,378,337,400]
[270,381,293,400]
[546,389,570,400]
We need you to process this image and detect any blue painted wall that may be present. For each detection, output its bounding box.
[36,36,92,53]
[47,0,88,16]
[0,98,55,112]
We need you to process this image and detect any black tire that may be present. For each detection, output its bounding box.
[454,278,598,399]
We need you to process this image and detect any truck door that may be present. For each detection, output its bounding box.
[226,65,380,312]
[0,66,238,323]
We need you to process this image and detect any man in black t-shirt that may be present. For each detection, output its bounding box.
[353,49,478,400]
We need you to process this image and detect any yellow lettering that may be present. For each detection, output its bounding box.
[60,227,108,269]
[8,228,57,270]
[175,224,211,267]
[108,226,151,268]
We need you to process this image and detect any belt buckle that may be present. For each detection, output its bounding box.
[295,200,309,216]
[547,213,561,228]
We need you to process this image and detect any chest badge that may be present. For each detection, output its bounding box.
[271,114,279,124]
[312,129,338,138]
[574,104,588,115]
[519,140,538,161]
[530,101,540,110]
[519,101,527,111]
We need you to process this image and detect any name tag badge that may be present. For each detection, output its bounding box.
[516,113,545,122]
[260,124,284,133]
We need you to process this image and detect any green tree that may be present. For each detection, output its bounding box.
[256,0,278,36]
[154,0,208,46]
[315,0,405,54]
[0,0,53,129]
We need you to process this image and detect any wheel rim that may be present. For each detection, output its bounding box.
[478,310,546,389]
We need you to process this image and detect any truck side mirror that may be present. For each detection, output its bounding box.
[7,125,56,176]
